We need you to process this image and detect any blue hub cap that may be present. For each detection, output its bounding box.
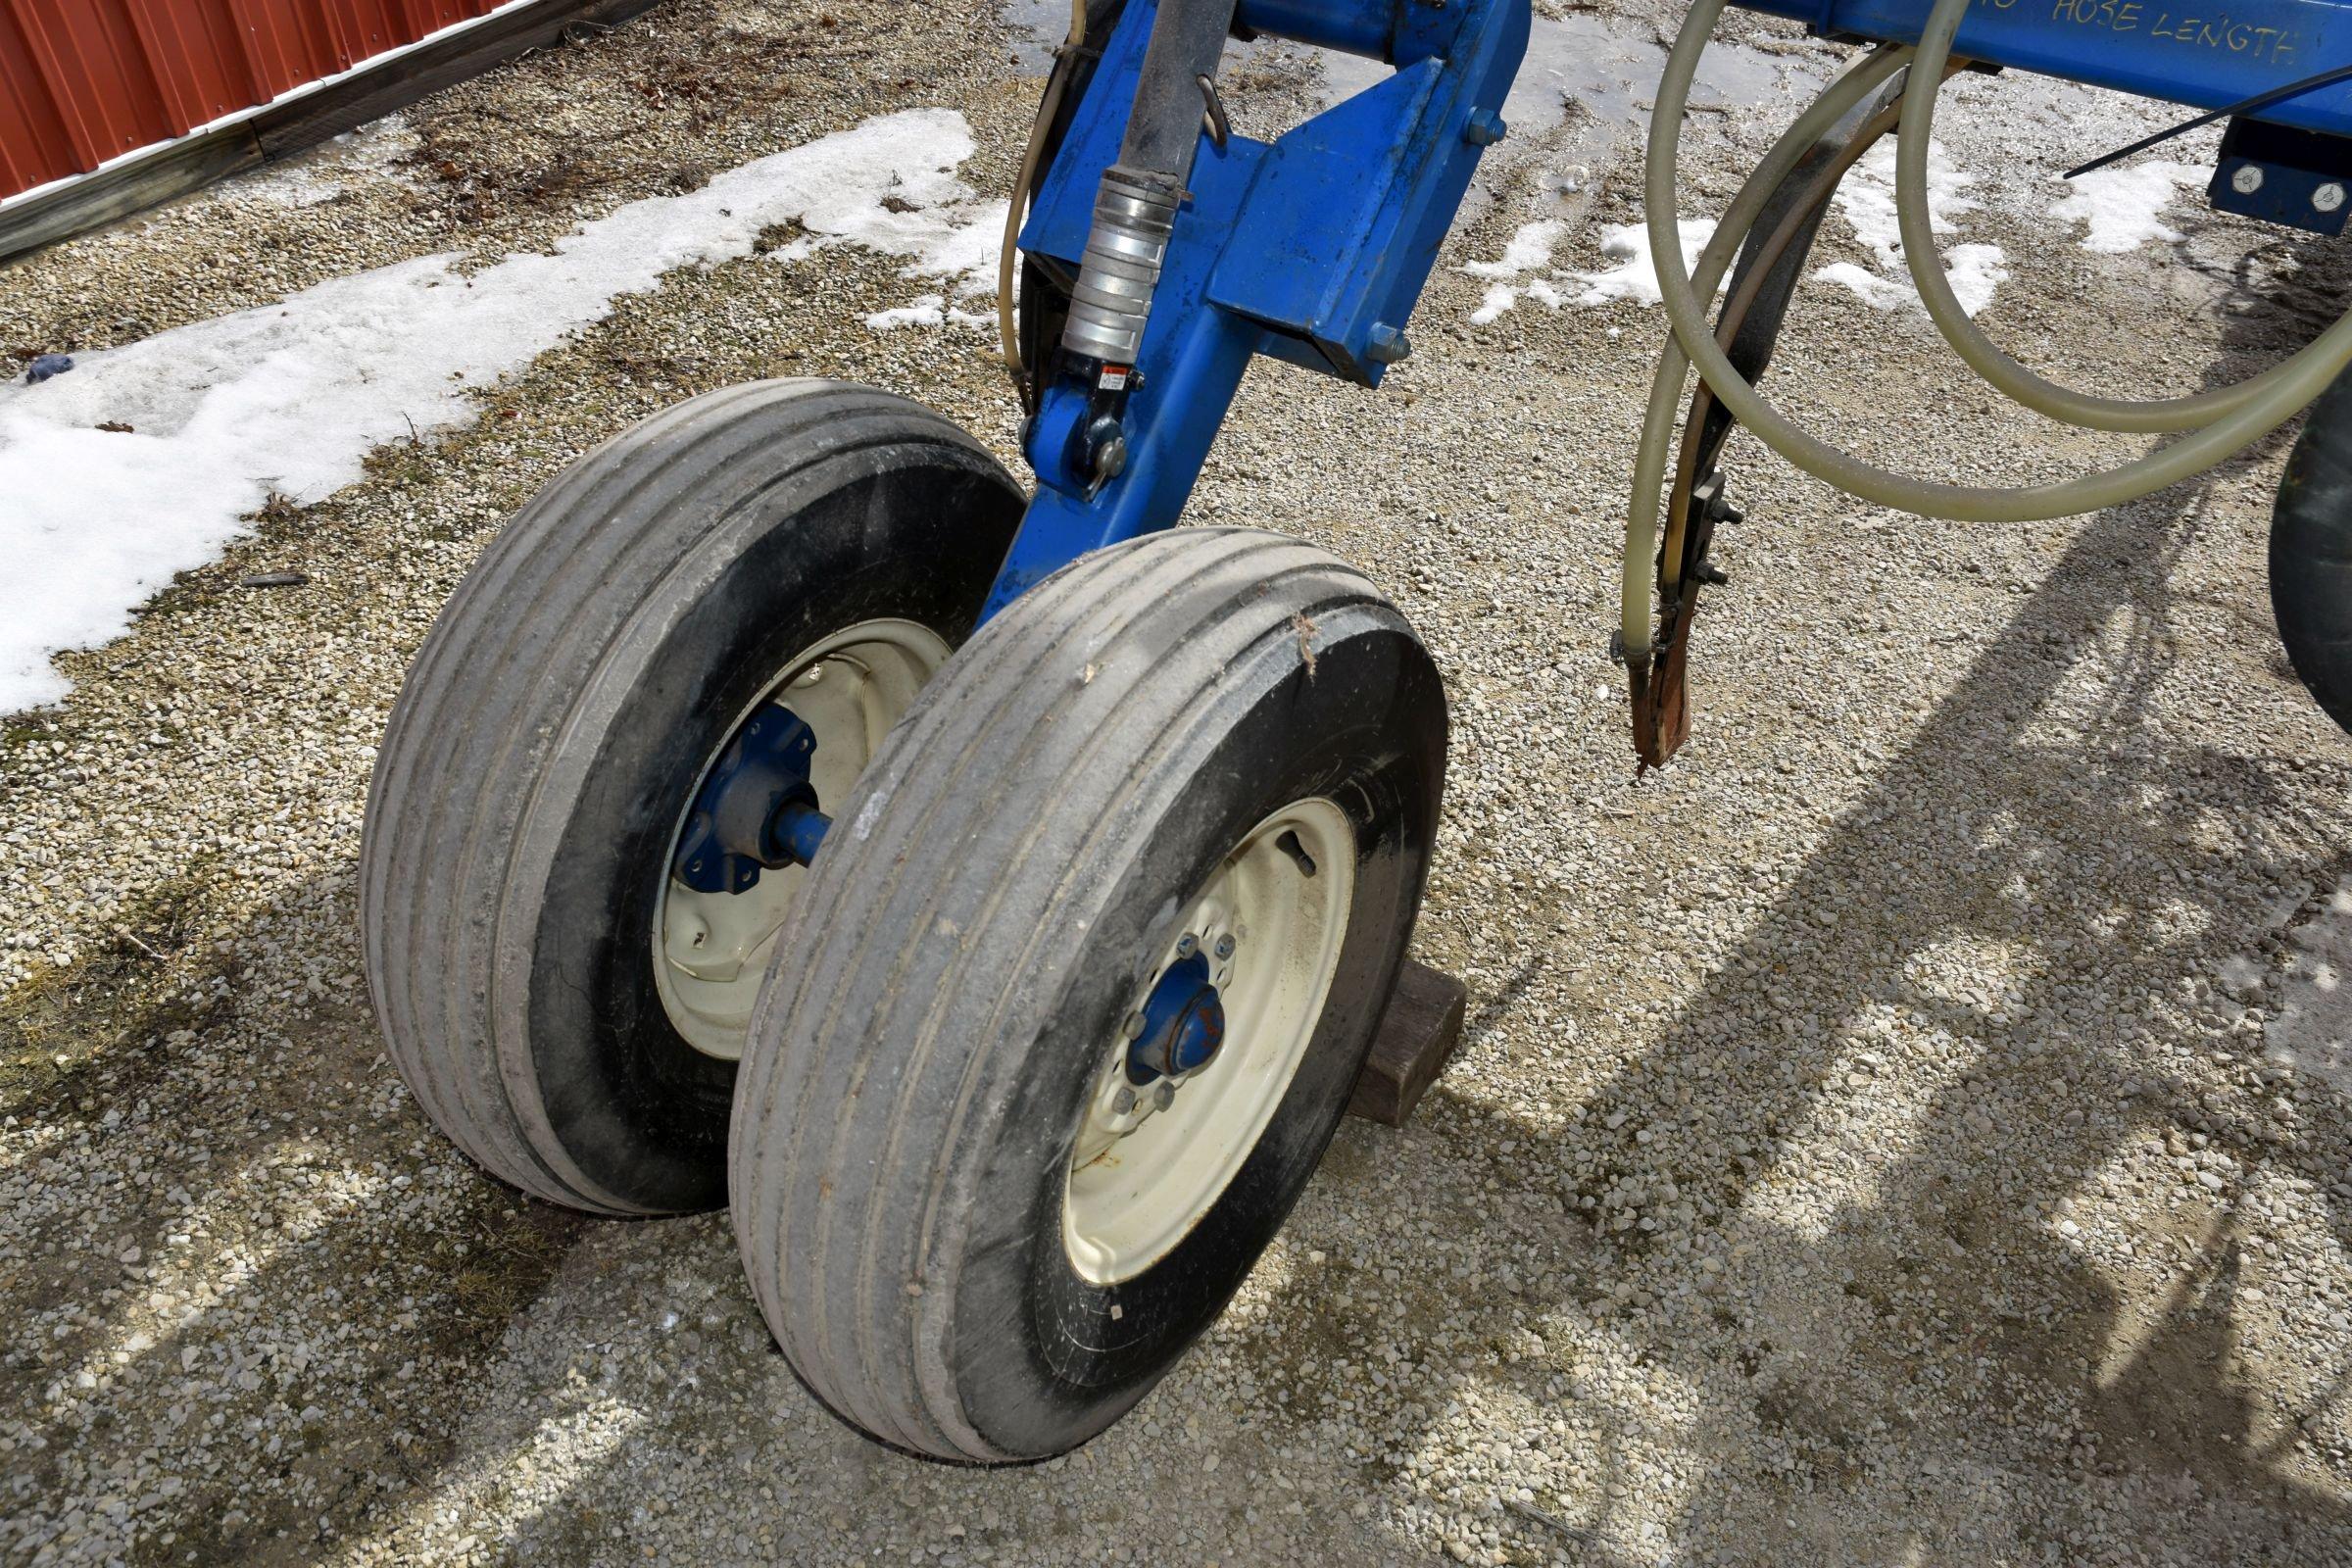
[1126,952,1226,1083]
[674,705,830,894]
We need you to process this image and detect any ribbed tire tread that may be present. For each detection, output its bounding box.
[361,380,1006,1214]
[730,528,1419,1458]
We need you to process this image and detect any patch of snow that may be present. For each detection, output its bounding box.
[1463,220,1567,281]
[238,115,422,209]
[1465,215,1715,323]
[863,294,993,330]
[1834,140,1976,270]
[2267,883,2352,1096]
[1817,245,2010,317]
[1571,220,1717,308]
[1812,260,1903,311]
[2050,161,2207,253]
[1464,220,1567,324]
[0,109,1004,713]
[1815,140,2007,316]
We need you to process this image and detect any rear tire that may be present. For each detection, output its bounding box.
[729,529,1446,1460]
[2273,367,2352,738]
[360,380,1023,1215]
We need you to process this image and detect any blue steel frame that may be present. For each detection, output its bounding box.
[980,0,1532,617]
[978,0,2351,621]
[1741,0,2352,138]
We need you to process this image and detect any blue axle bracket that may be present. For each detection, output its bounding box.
[674,705,831,893]
[981,0,1532,617]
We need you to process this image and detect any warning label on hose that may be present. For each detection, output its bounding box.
[2043,0,2303,67]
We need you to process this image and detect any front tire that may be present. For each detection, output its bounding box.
[360,380,1023,1215]
[729,529,1447,1460]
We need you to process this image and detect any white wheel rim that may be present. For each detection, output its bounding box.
[653,618,951,1060]
[1062,797,1356,1287]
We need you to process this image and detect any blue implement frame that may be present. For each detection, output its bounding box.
[1740,0,2352,138]
[979,0,2352,622]
[980,0,1532,617]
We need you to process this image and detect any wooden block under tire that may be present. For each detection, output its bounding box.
[1346,957,1468,1127]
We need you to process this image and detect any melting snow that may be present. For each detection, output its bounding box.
[0,109,1004,712]
[1573,220,1720,308]
[1816,140,2009,317]
[2266,883,2352,1096]
[1465,215,1716,323]
[864,293,994,330]
[2051,161,2208,253]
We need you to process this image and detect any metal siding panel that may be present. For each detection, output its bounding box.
[237,0,339,81]
[122,0,259,133]
[0,5,78,193]
[402,0,471,36]
[0,0,538,200]
[4,0,172,165]
[318,0,408,69]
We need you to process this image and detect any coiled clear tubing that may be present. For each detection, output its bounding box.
[1622,0,2352,658]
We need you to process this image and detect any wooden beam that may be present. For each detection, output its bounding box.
[0,127,263,266]
[1346,957,1469,1128]
[251,0,663,158]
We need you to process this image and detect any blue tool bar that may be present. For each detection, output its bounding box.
[1734,0,2352,139]
[1232,0,1396,58]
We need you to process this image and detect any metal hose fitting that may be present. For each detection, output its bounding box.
[1061,165,1181,365]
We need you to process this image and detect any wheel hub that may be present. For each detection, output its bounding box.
[1062,798,1356,1286]
[651,618,954,1061]
[673,705,831,894]
[1125,951,1225,1082]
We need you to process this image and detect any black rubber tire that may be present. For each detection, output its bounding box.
[2272,367,2352,738]
[360,380,1024,1216]
[729,528,1447,1461]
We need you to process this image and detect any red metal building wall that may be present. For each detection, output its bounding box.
[0,0,508,201]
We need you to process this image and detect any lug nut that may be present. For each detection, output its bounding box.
[1112,1085,1137,1114]
[1175,933,1199,958]
[1152,1080,1176,1111]
[1213,934,1236,961]
[1124,1010,1147,1040]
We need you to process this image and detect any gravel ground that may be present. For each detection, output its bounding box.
[6,0,2352,1562]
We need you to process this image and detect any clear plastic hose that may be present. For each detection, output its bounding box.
[1894,0,2352,432]
[1618,43,1910,653]
[1623,0,2352,659]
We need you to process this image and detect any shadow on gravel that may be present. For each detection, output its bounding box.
[0,869,592,1565]
[1321,233,2352,1561]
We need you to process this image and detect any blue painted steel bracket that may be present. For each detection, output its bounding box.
[674,704,824,892]
[982,0,1529,615]
[2210,114,2352,229]
[1739,0,2352,139]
